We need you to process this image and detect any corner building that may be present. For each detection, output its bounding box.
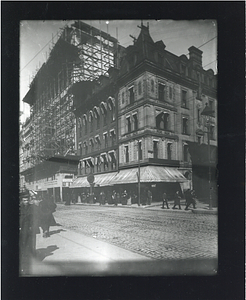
[70,22,217,204]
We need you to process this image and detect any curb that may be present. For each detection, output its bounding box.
[57,202,218,214]
[192,208,218,215]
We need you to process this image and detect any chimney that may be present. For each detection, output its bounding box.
[188,46,203,67]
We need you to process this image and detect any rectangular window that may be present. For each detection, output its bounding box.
[104,133,108,148]
[84,143,88,155]
[129,86,134,104]
[125,145,129,163]
[103,156,108,171]
[111,131,116,146]
[209,99,214,111]
[138,141,142,161]
[182,118,188,135]
[158,83,165,102]
[122,91,125,104]
[169,86,173,100]
[90,139,94,152]
[84,161,87,174]
[182,90,187,108]
[133,114,138,131]
[153,141,158,159]
[164,113,169,130]
[126,116,131,133]
[197,109,200,122]
[79,143,82,156]
[184,145,189,162]
[167,143,172,160]
[210,125,215,140]
[97,156,101,172]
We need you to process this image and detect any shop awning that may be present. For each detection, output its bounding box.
[70,167,187,188]
[94,172,118,187]
[70,172,118,188]
[70,176,90,188]
[110,166,188,185]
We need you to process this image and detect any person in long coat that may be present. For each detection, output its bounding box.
[162,192,170,209]
[19,191,40,273]
[172,191,182,210]
[39,195,57,238]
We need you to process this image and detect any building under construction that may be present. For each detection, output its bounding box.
[20,21,123,200]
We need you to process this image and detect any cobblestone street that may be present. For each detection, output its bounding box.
[53,204,218,261]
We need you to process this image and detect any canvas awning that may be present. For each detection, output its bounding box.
[70,167,187,188]
[70,172,118,188]
[110,166,188,185]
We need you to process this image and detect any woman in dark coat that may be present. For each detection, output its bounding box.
[39,195,57,238]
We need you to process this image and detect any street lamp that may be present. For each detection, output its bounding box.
[201,103,215,210]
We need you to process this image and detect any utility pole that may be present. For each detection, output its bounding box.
[201,103,214,210]
[137,140,141,206]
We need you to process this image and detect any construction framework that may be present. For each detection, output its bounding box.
[21,21,119,170]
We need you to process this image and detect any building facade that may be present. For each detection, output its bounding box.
[70,22,217,204]
[20,21,120,201]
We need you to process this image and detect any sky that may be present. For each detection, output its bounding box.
[20,19,217,123]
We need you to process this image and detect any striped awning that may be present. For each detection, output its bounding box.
[70,172,118,188]
[110,166,188,185]
[70,167,187,188]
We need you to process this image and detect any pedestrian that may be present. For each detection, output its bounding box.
[112,190,117,206]
[19,191,40,273]
[39,195,57,238]
[184,189,197,210]
[116,191,121,205]
[100,191,106,205]
[172,191,182,210]
[162,192,170,209]
[122,190,128,205]
[147,189,152,205]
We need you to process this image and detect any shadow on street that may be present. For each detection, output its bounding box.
[36,245,59,261]
[49,229,66,236]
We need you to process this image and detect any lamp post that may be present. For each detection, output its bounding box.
[201,103,214,210]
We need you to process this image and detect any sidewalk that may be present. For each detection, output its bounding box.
[71,199,217,214]
[30,225,152,276]
[29,224,217,276]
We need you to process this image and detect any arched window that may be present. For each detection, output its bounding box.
[89,111,94,132]
[108,97,116,121]
[82,115,88,135]
[156,112,170,130]
[100,102,107,126]
[93,106,100,129]
[167,143,172,160]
